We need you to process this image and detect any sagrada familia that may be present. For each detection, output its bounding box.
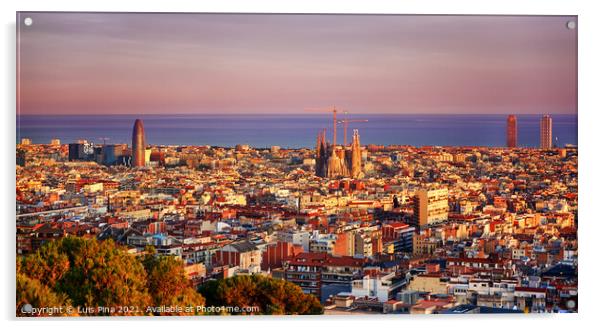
[315,128,363,178]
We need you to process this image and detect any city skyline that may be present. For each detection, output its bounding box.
[16,113,577,148]
[16,111,576,116]
[17,13,577,116]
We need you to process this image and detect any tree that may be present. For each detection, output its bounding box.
[56,237,152,312]
[20,239,70,288]
[19,237,152,315]
[142,254,205,315]
[17,236,209,317]
[16,273,71,317]
[199,275,323,315]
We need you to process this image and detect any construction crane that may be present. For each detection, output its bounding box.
[304,105,339,147]
[338,116,368,146]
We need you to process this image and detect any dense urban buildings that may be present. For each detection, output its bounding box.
[507,115,517,148]
[540,115,553,150]
[16,114,578,315]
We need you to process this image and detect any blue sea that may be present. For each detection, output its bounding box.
[16,114,578,148]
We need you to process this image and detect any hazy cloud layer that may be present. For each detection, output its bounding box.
[17,13,577,115]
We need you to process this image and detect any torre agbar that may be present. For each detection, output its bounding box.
[132,119,146,167]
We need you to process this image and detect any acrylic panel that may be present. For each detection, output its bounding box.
[16,12,578,316]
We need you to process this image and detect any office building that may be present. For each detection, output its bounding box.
[103,144,127,166]
[68,141,94,161]
[540,115,553,150]
[132,119,146,167]
[412,188,449,227]
[506,115,517,148]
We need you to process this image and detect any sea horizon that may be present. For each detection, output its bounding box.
[16,113,578,149]
[16,112,577,116]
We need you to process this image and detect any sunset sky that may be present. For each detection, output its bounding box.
[17,13,577,115]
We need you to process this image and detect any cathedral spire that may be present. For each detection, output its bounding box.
[351,129,362,178]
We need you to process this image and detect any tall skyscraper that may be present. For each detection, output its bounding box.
[506,115,517,148]
[132,119,146,167]
[412,188,449,228]
[540,115,553,150]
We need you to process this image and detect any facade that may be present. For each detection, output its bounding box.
[309,234,337,254]
[412,188,449,227]
[132,119,146,167]
[261,241,303,271]
[333,231,355,256]
[277,230,310,251]
[353,229,382,258]
[103,144,127,166]
[514,287,547,312]
[351,272,404,302]
[282,252,365,298]
[540,115,553,150]
[407,274,449,294]
[214,240,262,272]
[382,222,415,252]
[506,115,517,148]
[68,141,94,161]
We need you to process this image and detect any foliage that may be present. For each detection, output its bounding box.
[16,273,71,317]
[142,254,205,315]
[198,275,323,315]
[17,236,205,316]
[17,237,321,317]
[55,237,152,310]
[20,240,70,288]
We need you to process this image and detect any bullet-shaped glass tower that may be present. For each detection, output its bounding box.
[132,119,146,167]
